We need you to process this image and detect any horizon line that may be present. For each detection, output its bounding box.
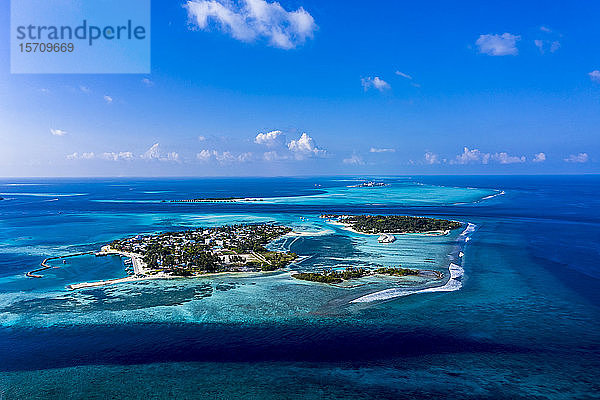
[0,173,599,179]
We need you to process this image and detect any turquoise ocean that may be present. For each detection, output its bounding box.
[0,176,598,399]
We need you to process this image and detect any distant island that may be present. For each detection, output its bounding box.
[322,214,461,239]
[166,197,265,203]
[292,266,435,284]
[347,181,389,188]
[62,224,297,290]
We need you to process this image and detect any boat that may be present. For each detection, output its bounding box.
[378,234,396,243]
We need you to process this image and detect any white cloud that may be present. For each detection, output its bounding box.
[287,132,326,159]
[476,33,520,56]
[141,143,179,162]
[254,130,285,147]
[535,26,561,54]
[564,153,589,163]
[452,147,490,164]
[361,76,390,91]
[535,39,560,54]
[66,152,95,160]
[533,152,546,163]
[197,149,250,163]
[141,78,154,86]
[196,149,213,161]
[254,130,326,160]
[67,151,136,161]
[490,152,526,164]
[452,147,526,165]
[79,86,91,93]
[141,143,161,160]
[103,95,113,103]
[263,150,286,161]
[237,152,254,162]
[198,135,207,142]
[121,152,135,160]
[370,147,395,153]
[589,70,600,83]
[102,152,134,161]
[165,152,180,162]
[342,154,364,165]
[50,128,67,136]
[395,71,412,80]
[215,151,235,163]
[185,0,317,49]
[424,152,440,164]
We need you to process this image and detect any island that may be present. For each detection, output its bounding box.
[62,224,297,290]
[347,181,388,188]
[293,267,368,284]
[321,214,461,242]
[166,197,264,203]
[292,266,433,284]
[30,216,457,290]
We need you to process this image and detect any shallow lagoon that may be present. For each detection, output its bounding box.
[0,211,467,328]
[0,178,484,329]
[1,176,598,399]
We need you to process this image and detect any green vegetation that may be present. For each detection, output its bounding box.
[143,242,221,272]
[292,266,426,284]
[109,224,296,276]
[259,251,298,271]
[292,272,342,284]
[374,267,420,276]
[292,267,368,284]
[334,215,461,234]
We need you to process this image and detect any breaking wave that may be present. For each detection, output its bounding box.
[350,223,476,303]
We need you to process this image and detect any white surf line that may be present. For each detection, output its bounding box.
[350,263,464,303]
[453,189,505,205]
[350,223,475,303]
[480,190,505,201]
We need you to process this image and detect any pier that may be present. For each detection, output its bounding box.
[26,252,94,278]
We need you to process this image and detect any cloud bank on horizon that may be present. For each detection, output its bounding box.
[61,131,589,170]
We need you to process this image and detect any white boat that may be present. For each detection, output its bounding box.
[378,234,396,243]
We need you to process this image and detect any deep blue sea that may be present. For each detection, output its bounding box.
[0,176,599,399]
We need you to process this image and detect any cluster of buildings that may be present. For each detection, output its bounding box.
[108,224,293,272]
[347,181,388,188]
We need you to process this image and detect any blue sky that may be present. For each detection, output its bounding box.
[1,0,599,176]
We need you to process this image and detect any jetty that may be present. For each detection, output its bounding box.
[26,252,94,278]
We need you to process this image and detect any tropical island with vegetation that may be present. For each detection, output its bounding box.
[65,223,297,289]
[35,215,459,290]
[109,224,297,274]
[292,266,425,284]
[322,214,462,236]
